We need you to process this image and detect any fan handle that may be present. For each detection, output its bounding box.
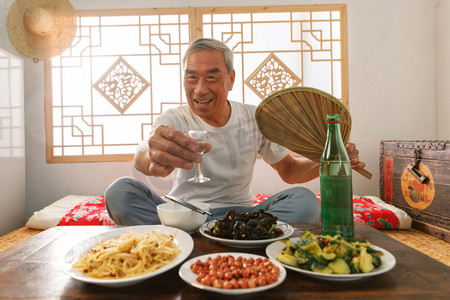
[356,168,372,180]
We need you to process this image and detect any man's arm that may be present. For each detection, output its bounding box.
[270,155,320,184]
[270,142,366,184]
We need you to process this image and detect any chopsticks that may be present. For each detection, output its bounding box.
[164,195,213,216]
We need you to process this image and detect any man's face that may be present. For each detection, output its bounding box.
[184,50,235,126]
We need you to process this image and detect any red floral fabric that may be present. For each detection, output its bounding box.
[253,194,272,206]
[255,194,400,230]
[57,196,116,226]
[350,195,400,229]
[57,194,400,230]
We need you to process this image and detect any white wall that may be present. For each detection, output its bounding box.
[437,0,450,140]
[0,47,25,236]
[0,0,447,228]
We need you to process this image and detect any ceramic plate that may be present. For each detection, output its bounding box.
[60,225,194,288]
[265,238,396,281]
[179,252,286,295]
[199,220,294,248]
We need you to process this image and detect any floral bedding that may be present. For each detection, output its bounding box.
[57,195,116,226]
[56,194,411,230]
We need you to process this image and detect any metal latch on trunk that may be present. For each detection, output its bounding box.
[407,148,428,184]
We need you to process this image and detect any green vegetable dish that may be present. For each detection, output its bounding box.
[277,231,383,274]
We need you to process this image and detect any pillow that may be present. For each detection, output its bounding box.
[27,194,411,230]
[57,196,116,226]
[25,195,92,230]
[361,195,412,230]
[253,194,271,206]
[255,194,411,230]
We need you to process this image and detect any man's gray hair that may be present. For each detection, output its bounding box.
[182,38,234,72]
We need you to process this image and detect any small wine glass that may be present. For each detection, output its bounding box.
[188,130,210,183]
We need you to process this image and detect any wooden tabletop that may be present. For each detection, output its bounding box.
[0,223,449,299]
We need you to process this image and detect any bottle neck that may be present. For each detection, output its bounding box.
[326,121,342,143]
[322,120,349,161]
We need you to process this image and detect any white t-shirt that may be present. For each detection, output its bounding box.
[150,100,290,208]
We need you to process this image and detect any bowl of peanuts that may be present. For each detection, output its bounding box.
[178,252,286,295]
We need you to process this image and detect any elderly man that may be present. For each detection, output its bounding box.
[105,38,365,225]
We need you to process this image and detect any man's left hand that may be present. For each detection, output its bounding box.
[346,142,366,170]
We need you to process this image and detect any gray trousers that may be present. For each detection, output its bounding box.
[105,176,321,225]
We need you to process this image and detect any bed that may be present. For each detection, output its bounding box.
[8,195,450,267]
[25,194,412,230]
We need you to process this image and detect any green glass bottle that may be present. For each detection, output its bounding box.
[320,114,354,238]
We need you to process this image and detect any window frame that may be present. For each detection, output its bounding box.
[44,5,348,163]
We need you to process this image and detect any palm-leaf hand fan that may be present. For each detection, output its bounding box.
[255,86,372,179]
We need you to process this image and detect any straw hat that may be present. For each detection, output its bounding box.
[7,0,77,60]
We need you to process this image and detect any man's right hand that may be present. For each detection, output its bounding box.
[134,125,210,177]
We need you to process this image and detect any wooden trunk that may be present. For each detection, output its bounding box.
[379,140,450,241]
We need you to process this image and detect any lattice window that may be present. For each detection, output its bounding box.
[0,48,24,158]
[198,6,348,107]
[45,5,347,163]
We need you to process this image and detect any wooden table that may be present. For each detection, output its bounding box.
[0,223,449,299]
